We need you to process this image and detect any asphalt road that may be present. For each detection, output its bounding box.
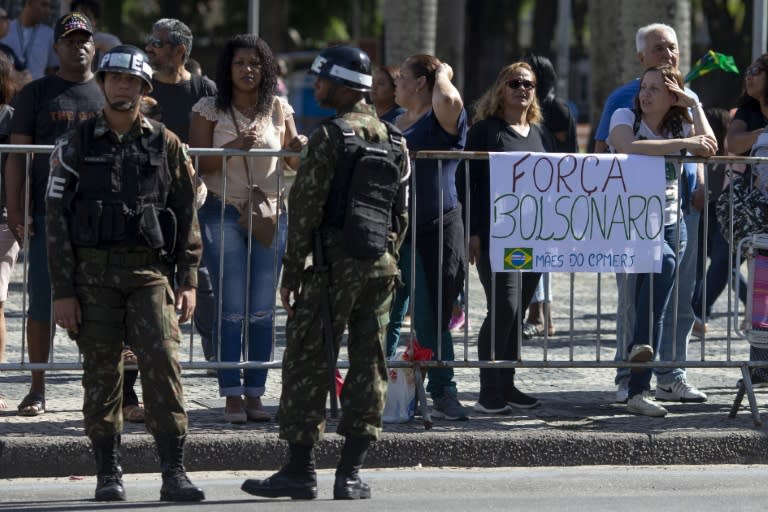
[2,466,767,511]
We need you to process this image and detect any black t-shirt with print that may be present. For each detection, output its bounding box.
[11,75,104,215]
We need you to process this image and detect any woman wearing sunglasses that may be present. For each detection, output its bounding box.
[720,54,768,385]
[726,55,768,155]
[386,54,469,421]
[461,62,552,414]
[189,34,306,424]
[608,64,717,417]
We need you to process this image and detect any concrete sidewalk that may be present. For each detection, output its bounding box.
[2,269,768,478]
[2,345,767,478]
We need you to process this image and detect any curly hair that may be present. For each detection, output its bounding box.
[633,64,692,136]
[472,62,541,125]
[214,34,277,117]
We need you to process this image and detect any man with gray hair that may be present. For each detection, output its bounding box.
[145,18,217,367]
[593,22,708,413]
[145,18,216,142]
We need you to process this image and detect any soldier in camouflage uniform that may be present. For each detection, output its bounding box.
[45,45,205,503]
[241,46,409,501]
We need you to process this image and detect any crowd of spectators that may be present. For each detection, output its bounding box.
[0,4,763,425]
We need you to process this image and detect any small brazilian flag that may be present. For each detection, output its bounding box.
[504,248,533,270]
[685,50,739,83]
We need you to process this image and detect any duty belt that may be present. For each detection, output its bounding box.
[75,247,161,267]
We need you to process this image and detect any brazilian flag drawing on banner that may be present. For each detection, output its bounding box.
[503,248,533,270]
[685,50,739,83]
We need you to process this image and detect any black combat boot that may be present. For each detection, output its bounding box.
[154,434,205,501]
[91,434,126,501]
[241,442,317,499]
[333,435,372,500]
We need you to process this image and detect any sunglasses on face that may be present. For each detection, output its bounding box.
[146,36,171,49]
[746,66,764,77]
[507,79,536,91]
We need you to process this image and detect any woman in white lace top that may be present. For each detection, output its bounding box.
[190,34,306,424]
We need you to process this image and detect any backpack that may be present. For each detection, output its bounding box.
[716,130,768,245]
[323,117,406,259]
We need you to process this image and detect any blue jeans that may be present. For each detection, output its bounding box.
[198,195,286,398]
[691,205,747,319]
[386,241,457,399]
[628,222,687,398]
[656,210,699,384]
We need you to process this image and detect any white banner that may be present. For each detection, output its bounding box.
[489,152,666,273]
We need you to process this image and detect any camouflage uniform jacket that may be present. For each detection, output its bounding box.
[281,101,409,292]
[46,113,202,299]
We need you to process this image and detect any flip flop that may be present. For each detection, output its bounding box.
[0,393,7,409]
[17,392,45,416]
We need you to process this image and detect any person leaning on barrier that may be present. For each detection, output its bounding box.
[594,22,708,406]
[240,45,409,501]
[607,64,717,417]
[45,45,204,502]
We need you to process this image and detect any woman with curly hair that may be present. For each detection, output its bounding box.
[190,34,306,423]
[462,62,554,414]
[608,64,716,417]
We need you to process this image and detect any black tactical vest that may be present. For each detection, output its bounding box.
[68,117,172,249]
[321,117,406,259]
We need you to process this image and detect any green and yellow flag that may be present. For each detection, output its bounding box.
[685,50,739,83]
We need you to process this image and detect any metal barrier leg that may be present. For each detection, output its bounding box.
[730,365,763,427]
[413,362,432,430]
[729,377,746,419]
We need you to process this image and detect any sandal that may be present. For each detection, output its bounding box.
[17,392,45,416]
[522,322,556,339]
[123,404,145,423]
[522,322,543,339]
[0,393,6,409]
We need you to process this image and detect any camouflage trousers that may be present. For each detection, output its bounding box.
[72,257,187,439]
[279,267,396,445]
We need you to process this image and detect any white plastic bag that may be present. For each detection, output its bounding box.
[382,348,416,423]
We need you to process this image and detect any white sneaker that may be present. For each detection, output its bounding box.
[615,377,629,404]
[626,391,668,417]
[656,379,708,403]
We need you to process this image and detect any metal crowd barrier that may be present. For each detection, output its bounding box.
[2,145,768,425]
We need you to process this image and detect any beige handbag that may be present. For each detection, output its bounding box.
[229,106,280,247]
